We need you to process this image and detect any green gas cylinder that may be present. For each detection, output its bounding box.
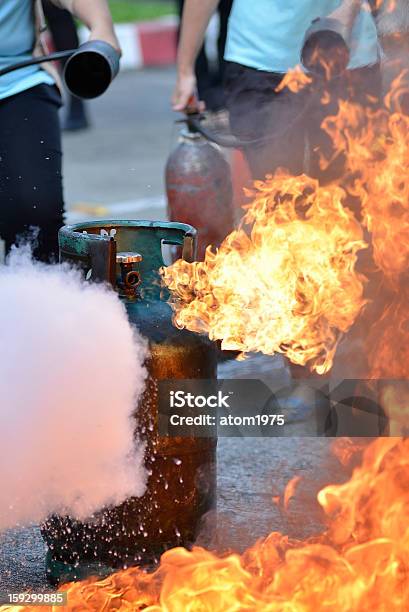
[41,220,217,581]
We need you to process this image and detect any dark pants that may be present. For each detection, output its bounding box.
[224,61,382,182]
[42,0,87,125]
[0,84,64,261]
[178,0,233,111]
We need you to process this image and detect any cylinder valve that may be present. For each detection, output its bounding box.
[116,251,142,299]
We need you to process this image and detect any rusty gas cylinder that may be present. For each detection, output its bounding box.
[41,220,217,581]
[166,129,234,260]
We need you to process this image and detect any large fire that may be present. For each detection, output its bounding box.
[162,74,409,380]
[321,72,409,284]
[162,174,367,374]
[319,73,409,435]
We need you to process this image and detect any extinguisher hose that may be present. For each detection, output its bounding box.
[184,91,320,150]
[0,50,75,78]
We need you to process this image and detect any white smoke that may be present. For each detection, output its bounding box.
[0,247,148,530]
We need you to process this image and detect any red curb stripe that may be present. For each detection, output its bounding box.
[137,24,177,66]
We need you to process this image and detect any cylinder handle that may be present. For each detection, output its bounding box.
[116,252,143,264]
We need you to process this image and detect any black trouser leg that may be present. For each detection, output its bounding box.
[0,85,64,261]
[217,0,233,83]
[224,62,307,179]
[42,1,87,128]
[224,61,382,182]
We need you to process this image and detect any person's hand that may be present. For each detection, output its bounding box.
[89,24,121,55]
[172,71,202,112]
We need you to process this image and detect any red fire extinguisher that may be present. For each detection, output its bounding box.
[165,100,235,261]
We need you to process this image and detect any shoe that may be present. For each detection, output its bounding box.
[62,95,89,132]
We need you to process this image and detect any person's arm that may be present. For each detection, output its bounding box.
[51,0,120,51]
[326,0,362,33]
[172,0,219,111]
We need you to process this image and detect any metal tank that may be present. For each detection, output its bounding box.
[166,127,234,260]
[41,220,217,582]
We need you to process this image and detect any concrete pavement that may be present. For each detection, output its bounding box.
[62,67,176,223]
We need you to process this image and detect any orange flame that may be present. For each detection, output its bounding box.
[283,475,301,510]
[331,438,368,467]
[272,475,302,511]
[161,174,367,374]
[384,70,409,115]
[275,66,312,94]
[321,80,409,285]
[376,0,398,13]
[367,292,409,380]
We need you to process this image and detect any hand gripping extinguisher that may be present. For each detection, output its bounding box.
[165,97,235,261]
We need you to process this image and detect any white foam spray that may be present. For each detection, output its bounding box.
[0,247,148,530]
